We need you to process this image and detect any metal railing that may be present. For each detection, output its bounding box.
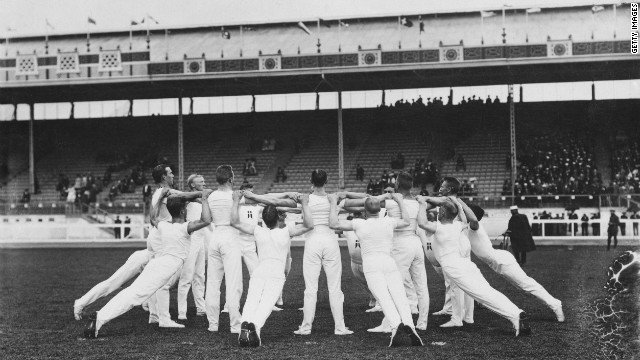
[0,222,148,241]
[453,194,640,209]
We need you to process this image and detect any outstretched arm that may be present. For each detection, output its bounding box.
[289,194,315,237]
[187,189,214,234]
[231,191,256,235]
[243,190,298,208]
[329,194,354,231]
[455,198,479,230]
[343,192,390,208]
[169,190,202,201]
[416,198,437,234]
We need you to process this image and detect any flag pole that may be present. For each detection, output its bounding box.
[129,23,133,50]
[613,4,617,39]
[481,12,484,44]
[164,28,168,60]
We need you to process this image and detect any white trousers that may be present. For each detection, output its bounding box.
[451,246,474,324]
[364,254,414,329]
[96,255,183,327]
[205,227,243,333]
[299,229,346,332]
[391,236,429,328]
[241,241,260,275]
[241,276,285,333]
[177,238,206,317]
[440,253,522,326]
[350,261,376,305]
[76,249,151,309]
[469,227,562,311]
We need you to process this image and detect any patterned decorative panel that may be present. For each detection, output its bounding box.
[259,55,281,71]
[614,41,630,53]
[421,50,439,62]
[440,46,463,62]
[242,59,259,71]
[359,50,382,66]
[463,47,483,60]
[299,56,319,68]
[528,45,547,57]
[483,46,504,59]
[205,60,222,72]
[320,54,340,67]
[400,51,420,63]
[222,59,241,72]
[381,52,399,64]
[184,59,205,74]
[572,42,593,55]
[16,54,38,75]
[79,54,99,64]
[0,59,16,68]
[281,57,299,69]
[147,63,167,75]
[506,46,527,58]
[99,51,122,72]
[57,52,80,73]
[340,54,358,66]
[547,40,572,57]
[167,62,184,74]
[594,42,614,54]
[37,57,56,66]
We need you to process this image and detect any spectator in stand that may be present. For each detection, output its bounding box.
[493,96,501,104]
[142,181,152,203]
[275,167,287,182]
[356,164,364,181]
[124,216,131,238]
[591,213,600,236]
[620,212,628,236]
[243,159,250,176]
[109,185,118,202]
[67,187,76,203]
[366,179,375,195]
[455,154,466,172]
[632,212,639,236]
[380,170,389,189]
[74,174,82,192]
[607,210,620,250]
[581,214,589,236]
[248,158,257,175]
[114,216,122,239]
[21,189,30,203]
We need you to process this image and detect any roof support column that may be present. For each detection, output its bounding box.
[177,94,184,191]
[338,91,344,190]
[29,102,35,194]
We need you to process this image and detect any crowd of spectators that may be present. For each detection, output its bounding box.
[610,139,640,194]
[57,173,102,205]
[383,94,503,109]
[412,159,439,189]
[506,134,602,196]
[363,158,439,196]
[243,158,258,176]
[529,211,640,237]
[248,137,282,152]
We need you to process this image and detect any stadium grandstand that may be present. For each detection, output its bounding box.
[1,1,639,243]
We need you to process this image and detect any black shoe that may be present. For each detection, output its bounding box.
[248,323,261,347]
[238,321,251,347]
[517,311,532,336]
[403,324,424,346]
[389,323,404,347]
[84,312,98,339]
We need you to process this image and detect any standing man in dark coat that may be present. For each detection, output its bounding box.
[124,216,131,238]
[581,214,589,236]
[568,211,579,236]
[507,205,536,266]
[114,216,122,239]
[607,210,620,251]
[619,212,628,236]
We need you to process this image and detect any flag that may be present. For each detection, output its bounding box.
[400,17,413,27]
[221,27,230,39]
[147,15,159,24]
[297,21,312,35]
[481,11,496,18]
[319,18,331,28]
[46,19,55,30]
[592,5,604,13]
[130,20,138,26]
[88,17,96,25]
[140,17,145,24]
[526,8,541,13]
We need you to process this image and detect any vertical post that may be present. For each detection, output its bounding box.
[177,95,184,191]
[591,82,596,101]
[338,91,345,190]
[29,103,35,194]
[509,85,516,205]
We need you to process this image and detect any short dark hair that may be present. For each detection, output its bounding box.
[441,201,458,220]
[166,197,186,218]
[262,205,278,228]
[152,164,169,184]
[240,183,254,191]
[396,172,413,191]
[216,165,234,185]
[442,177,461,194]
[467,202,485,221]
[311,170,328,187]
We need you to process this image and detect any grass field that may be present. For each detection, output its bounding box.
[0,245,638,359]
